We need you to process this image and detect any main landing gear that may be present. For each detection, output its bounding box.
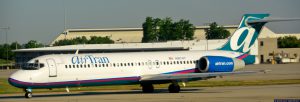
[168,83,180,93]
[141,84,154,93]
[24,88,32,98]
[141,83,181,93]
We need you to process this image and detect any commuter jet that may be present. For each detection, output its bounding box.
[9,14,282,98]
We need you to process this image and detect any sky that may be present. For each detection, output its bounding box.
[0,0,300,44]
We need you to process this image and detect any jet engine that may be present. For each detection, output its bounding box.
[197,56,245,72]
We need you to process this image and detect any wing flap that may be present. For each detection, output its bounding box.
[140,71,256,81]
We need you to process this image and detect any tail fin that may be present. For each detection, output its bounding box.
[219,14,270,53]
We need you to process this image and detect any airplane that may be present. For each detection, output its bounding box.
[8,14,291,98]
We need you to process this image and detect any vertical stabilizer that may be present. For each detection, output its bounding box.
[219,14,270,53]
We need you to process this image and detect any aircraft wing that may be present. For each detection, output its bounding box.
[140,71,256,81]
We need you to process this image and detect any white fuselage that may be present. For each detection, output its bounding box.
[9,50,243,88]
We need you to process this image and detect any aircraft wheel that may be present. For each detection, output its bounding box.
[168,83,180,93]
[141,84,154,93]
[25,92,32,98]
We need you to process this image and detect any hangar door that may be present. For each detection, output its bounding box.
[47,58,57,77]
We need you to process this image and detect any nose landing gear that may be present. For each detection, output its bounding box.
[24,88,32,98]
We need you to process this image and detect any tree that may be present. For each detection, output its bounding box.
[159,17,173,41]
[204,22,230,39]
[9,42,21,59]
[10,42,21,50]
[278,36,300,48]
[53,36,114,46]
[88,36,114,44]
[142,17,195,42]
[174,19,195,40]
[0,44,12,60]
[0,42,21,60]
[24,40,44,48]
[142,17,160,42]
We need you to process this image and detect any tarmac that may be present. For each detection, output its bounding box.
[0,63,300,102]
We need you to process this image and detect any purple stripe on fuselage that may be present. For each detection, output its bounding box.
[9,68,197,88]
[236,53,248,60]
[163,68,196,74]
[9,77,140,87]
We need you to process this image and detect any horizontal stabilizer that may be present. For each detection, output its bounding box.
[248,18,300,23]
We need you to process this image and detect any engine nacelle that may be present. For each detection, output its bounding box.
[197,56,245,72]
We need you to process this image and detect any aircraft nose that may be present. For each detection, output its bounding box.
[8,73,19,87]
[8,77,15,85]
[8,71,26,88]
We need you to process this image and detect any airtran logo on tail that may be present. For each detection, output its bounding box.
[230,16,261,53]
[220,14,269,53]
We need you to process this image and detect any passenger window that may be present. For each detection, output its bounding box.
[73,65,75,68]
[69,65,72,68]
[84,65,87,68]
[80,64,83,68]
[95,64,97,67]
[88,64,90,68]
[65,65,68,68]
[77,65,79,68]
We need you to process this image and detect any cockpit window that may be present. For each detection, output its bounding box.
[22,63,45,70]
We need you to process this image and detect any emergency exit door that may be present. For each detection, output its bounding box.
[47,58,57,77]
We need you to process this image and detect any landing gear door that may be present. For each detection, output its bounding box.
[47,58,57,77]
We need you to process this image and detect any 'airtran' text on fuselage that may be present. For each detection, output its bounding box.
[72,55,110,64]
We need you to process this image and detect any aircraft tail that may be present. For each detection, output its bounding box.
[219,14,270,53]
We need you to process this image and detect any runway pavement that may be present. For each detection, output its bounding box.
[0,84,299,102]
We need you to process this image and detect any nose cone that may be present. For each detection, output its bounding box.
[8,77,18,87]
[8,70,27,88]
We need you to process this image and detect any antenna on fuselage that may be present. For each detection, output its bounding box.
[75,49,79,54]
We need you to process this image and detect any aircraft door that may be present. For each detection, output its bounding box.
[147,60,152,69]
[47,58,57,77]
